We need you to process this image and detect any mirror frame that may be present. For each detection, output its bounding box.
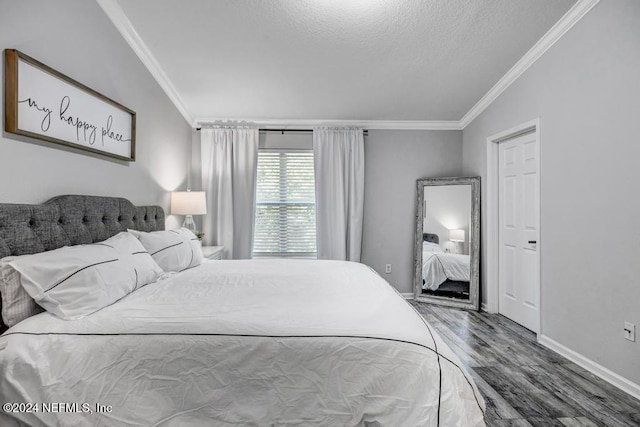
[413,176,481,310]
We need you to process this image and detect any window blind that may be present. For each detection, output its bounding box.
[253,150,317,258]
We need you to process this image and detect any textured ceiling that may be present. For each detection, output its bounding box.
[114,0,577,123]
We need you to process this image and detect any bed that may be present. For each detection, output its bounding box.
[421,233,470,295]
[0,195,485,426]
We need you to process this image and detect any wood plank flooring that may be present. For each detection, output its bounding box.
[410,302,640,426]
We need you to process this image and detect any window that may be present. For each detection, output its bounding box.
[253,150,317,258]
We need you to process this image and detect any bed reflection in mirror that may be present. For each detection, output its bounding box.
[414,177,480,310]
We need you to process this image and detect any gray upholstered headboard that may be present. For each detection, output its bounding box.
[423,233,439,244]
[0,195,164,331]
[0,195,165,258]
[422,233,440,243]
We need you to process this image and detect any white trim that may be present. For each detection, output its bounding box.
[480,302,488,312]
[538,335,640,401]
[485,119,540,328]
[400,292,414,300]
[196,119,462,131]
[459,0,600,128]
[485,132,500,314]
[96,0,195,126]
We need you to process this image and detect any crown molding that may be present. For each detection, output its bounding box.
[459,0,600,128]
[195,118,462,131]
[96,0,195,126]
[98,0,598,132]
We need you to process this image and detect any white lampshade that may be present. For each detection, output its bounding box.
[171,191,207,215]
[449,229,465,243]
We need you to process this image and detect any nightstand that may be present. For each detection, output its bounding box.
[202,245,224,260]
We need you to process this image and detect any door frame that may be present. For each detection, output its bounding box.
[485,118,541,334]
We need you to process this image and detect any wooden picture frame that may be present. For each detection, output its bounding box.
[4,49,136,161]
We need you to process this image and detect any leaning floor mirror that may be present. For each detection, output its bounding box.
[414,176,480,310]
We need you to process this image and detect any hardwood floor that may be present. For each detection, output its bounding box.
[410,302,640,426]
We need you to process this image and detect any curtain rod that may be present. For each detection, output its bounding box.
[195,128,368,135]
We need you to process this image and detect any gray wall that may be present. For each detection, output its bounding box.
[462,1,640,384]
[259,131,313,150]
[0,0,191,226]
[362,130,463,293]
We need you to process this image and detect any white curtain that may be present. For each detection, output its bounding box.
[201,126,259,259]
[313,127,365,262]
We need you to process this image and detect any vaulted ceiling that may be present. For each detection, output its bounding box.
[99,0,582,127]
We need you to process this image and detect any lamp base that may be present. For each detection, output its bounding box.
[183,215,196,233]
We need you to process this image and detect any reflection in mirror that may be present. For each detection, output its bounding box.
[414,177,480,310]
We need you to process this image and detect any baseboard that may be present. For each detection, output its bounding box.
[538,334,640,400]
[481,302,489,312]
[400,293,414,300]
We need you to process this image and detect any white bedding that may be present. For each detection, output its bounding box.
[422,252,471,291]
[0,259,484,426]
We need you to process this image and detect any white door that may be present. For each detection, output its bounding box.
[498,131,539,332]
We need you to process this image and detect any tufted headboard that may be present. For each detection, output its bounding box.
[0,195,164,259]
[423,233,439,244]
[0,195,164,331]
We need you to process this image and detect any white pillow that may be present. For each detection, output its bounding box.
[128,228,203,272]
[5,232,163,321]
[102,232,164,289]
[0,258,44,327]
[423,241,443,253]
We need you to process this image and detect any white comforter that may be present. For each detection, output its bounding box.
[422,252,471,291]
[0,260,484,426]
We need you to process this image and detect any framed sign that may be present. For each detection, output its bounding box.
[4,49,136,161]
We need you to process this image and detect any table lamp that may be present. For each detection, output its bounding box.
[449,229,465,254]
[171,191,207,233]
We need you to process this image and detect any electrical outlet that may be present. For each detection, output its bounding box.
[624,322,635,342]
[385,264,392,274]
